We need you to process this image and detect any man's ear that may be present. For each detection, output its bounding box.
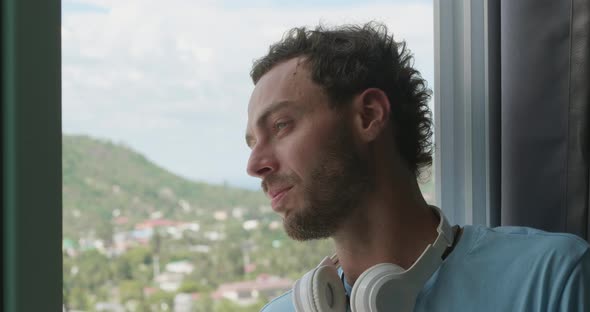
[352,88,391,142]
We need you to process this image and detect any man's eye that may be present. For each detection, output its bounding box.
[275,121,290,130]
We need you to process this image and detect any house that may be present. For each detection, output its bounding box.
[268,220,281,230]
[62,238,77,257]
[188,244,211,253]
[134,219,190,240]
[174,293,201,312]
[94,302,124,312]
[135,218,178,231]
[204,231,225,241]
[165,260,194,275]
[213,210,228,221]
[112,219,202,254]
[242,220,259,231]
[154,260,196,292]
[154,272,184,292]
[231,206,245,219]
[212,274,292,306]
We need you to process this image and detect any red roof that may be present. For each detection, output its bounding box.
[191,292,201,300]
[143,287,158,296]
[135,219,178,229]
[113,216,129,225]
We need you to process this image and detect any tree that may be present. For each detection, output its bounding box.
[119,280,144,303]
[72,249,112,300]
[114,246,153,283]
[145,290,175,312]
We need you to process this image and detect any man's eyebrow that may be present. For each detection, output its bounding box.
[245,100,298,148]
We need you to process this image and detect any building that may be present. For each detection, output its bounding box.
[212,274,292,306]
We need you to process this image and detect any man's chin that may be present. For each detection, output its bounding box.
[283,216,334,241]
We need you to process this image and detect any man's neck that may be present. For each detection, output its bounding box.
[331,183,439,286]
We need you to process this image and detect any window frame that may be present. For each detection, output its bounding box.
[2,0,62,311]
[433,0,498,226]
[0,1,499,310]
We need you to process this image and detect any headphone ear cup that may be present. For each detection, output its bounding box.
[293,269,319,312]
[293,265,347,312]
[350,263,405,312]
[311,266,347,312]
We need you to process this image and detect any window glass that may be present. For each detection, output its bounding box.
[62,1,434,311]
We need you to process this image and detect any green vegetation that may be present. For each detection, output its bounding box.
[63,135,268,242]
[62,135,334,311]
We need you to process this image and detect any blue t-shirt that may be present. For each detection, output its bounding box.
[260,225,590,311]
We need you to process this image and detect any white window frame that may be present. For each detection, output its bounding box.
[433,0,494,226]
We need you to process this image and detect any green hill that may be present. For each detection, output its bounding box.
[62,134,268,241]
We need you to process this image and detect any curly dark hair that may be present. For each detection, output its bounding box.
[250,22,433,178]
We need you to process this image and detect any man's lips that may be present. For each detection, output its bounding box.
[268,186,293,200]
[269,186,293,210]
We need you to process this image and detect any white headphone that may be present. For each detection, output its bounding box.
[292,206,455,312]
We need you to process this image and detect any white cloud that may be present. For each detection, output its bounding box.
[62,0,433,189]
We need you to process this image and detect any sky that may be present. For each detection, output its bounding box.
[61,0,434,190]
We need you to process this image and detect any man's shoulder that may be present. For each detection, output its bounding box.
[466,224,589,266]
[417,225,590,311]
[475,225,588,249]
[260,290,295,312]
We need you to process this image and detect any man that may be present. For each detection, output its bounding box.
[244,22,589,311]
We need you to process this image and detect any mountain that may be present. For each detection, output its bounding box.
[61,133,433,246]
[62,134,268,241]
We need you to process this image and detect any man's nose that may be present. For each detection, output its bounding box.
[246,144,278,178]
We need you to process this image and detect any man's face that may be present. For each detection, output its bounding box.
[245,57,372,241]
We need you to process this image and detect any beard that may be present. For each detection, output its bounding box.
[264,122,373,241]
